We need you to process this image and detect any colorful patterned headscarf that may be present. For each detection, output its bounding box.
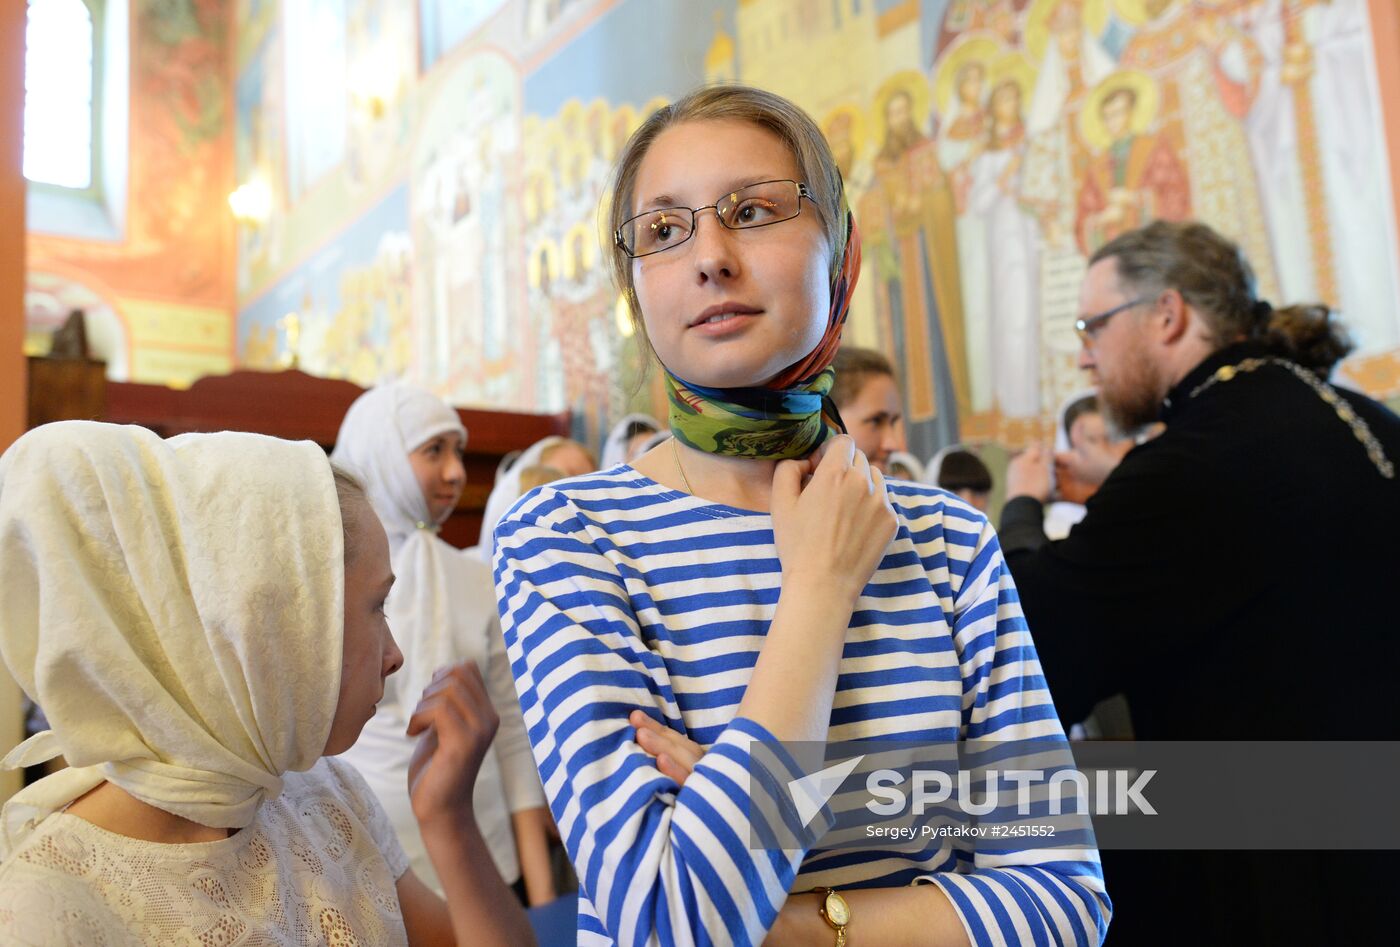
[666,212,863,460]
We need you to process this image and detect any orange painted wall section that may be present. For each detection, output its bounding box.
[1371,0,1400,269]
[1,0,26,453]
[0,0,26,803]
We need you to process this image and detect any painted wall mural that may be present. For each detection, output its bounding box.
[233,0,1400,459]
[28,0,236,387]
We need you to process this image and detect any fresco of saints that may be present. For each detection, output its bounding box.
[1233,0,1400,353]
[858,76,969,456]
[934,37,999,414]
[1074,74,1191,254]
[1020,0,1116,247]
[1112,0,1279,297]
[969,57,1044,421]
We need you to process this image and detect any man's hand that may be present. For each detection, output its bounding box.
[1006,443,1053,503]
[1054,437,1132,493]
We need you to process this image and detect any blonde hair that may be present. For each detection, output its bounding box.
[830,346,895,409]
[539,438,597,471]
[606,85,847,343]
[331,463,370,562]
[517,464,566,493]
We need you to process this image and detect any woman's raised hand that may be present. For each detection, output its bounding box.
[770,434,898,606]
[406,661,499,827]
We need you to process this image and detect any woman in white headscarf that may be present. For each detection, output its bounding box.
[600,413,662,470]
[476,435,596,564]
[331,383,554,904]
[0,421,534,944]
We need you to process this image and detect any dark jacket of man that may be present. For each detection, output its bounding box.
[1001,341,1400,945]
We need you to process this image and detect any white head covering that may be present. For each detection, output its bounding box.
[601,413,662,469]
[635,429,672,456]
[0,422,343,854]
[885,450,925,483]
[1055,388,1100,454]
[330,383,467,544]
[478,436,568,564]
[330,384,467,710]
[924,444,957,487]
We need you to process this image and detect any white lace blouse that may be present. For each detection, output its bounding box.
[0,757,411,946]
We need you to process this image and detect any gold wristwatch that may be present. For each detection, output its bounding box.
[814,887,851,946]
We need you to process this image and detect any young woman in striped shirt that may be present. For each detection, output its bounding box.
[494,85,1110,946]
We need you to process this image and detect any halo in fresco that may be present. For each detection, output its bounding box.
[872,70,932,148]
[1079,69,1160,152]
[988,51,1037,106]
[933,34,1005,121]
[528,239,559,290]
[821,104,867,163]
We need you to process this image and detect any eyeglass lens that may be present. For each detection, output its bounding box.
[619,180,802,257]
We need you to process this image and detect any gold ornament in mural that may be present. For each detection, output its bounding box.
[529,239,560,291]
[561,222,598,282]
[1023,0,1109,62]
[933,33,1005,121]
[542,125,568,178]
[872,71,932,149]
[561,142,593,192]
[585,98,611,161]
[610,103,639,157]
[1079,70,1160,153]
[524,169,557,224]
[558,98,586,141]
[1110,0,1181,26]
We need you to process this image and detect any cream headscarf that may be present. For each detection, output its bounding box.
[600,414,661,470]
[330,384,467,712]
[477,436,568,565]
[0,422,343,856]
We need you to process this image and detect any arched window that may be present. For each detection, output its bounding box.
[24,0,99,191]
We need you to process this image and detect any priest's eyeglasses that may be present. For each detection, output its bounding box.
[614,179,813,259]
[1075,296,1153,345]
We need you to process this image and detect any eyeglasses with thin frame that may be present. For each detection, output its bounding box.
[614,179,813,259]
[1075,296,1153,345]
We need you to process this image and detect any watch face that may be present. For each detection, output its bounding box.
[825,891,850,926]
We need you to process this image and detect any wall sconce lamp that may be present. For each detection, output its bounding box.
[228,178,273,226]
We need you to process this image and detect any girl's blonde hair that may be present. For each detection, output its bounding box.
[606,85,847,342]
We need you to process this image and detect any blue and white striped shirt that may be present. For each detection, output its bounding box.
[495,466,1110,946]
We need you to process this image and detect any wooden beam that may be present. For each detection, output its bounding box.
[0,0,27,802]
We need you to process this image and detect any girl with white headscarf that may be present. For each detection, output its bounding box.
[476,435,596,564]
[0,421,534,944]
[331,383,553,903]
[600,413,662,469]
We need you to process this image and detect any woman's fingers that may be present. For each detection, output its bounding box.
[628,710,703,785]
[407,661,498,746]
